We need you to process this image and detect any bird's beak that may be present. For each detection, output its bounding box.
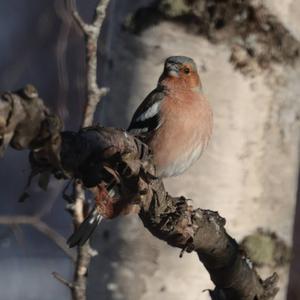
[165,63,179,77]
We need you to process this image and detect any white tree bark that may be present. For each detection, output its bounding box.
[88,1,300,299]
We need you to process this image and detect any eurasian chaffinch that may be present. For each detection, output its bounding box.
[128,55,213,178]
[67,56,213,247]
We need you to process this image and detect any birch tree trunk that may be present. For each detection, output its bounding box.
[88,1,300,299]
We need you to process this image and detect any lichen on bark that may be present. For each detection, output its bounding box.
[125,0,300,75]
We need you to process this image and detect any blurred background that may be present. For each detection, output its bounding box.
[0,0,299,299]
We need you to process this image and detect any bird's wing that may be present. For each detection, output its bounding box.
[67,206,103,247]
[127,86,165,137]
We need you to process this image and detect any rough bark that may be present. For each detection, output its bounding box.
[96,1,300,299]
[0,87,279,299]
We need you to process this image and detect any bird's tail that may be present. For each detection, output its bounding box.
[67,206,103,248]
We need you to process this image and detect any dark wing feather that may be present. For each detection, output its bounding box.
[128,86,165,137]
[67,206,102,248]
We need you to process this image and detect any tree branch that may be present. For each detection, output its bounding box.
[139,194,279,300]
[52,272,74,288]
[0,82,279,300]
[62,1,111,299]
[0,215,76,261]
[59,125,279,299]
[70,0,109,128]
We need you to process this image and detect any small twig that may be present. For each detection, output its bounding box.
[0,215,76,261]
[0,215,37,225]
[52,272,74,289]
[71,9,87,33]
[71,0,110,128]
[64,1,111,299]
[67,180,96,299]
[71,243,93,299]
[33,220,76,261]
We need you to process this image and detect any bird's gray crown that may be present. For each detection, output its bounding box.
[165,56,197,71]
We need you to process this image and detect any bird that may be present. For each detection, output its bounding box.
[67,56,213,247]
[128,55,213,177]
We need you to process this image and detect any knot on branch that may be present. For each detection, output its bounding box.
[58,126,156,218]
[140,194,196,251]
[261,273,279,300]
[0,85,62,164]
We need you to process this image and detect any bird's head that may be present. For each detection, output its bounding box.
[159,56,202,91]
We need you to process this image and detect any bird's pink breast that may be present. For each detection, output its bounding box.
[149,90,212,177]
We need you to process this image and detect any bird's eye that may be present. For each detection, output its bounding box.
[183,68,190,74]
